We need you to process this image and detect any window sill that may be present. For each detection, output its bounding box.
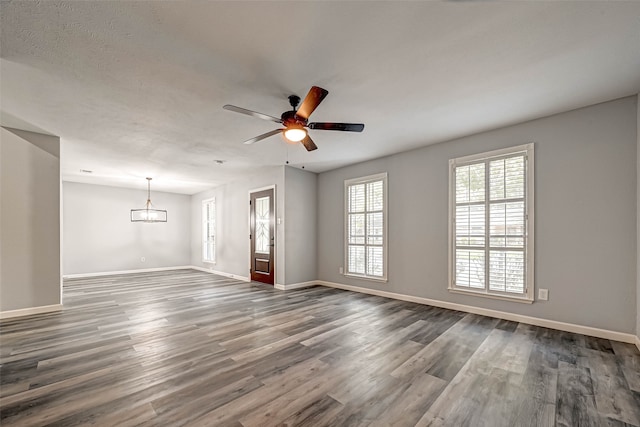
[202,260,216,265]
[448,288,533,304]
[344,273,388,283]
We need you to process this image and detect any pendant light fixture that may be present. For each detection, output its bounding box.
[130,177,167,222]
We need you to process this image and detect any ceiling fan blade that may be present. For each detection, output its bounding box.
[243,129,283,145]
[300,135,318,152]
[308,122,365,132]
[295,86,329,120]
[223,105,283,124]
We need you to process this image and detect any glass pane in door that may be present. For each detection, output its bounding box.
[255,196,270,254]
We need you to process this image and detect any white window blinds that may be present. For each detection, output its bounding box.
[450,144,534,301]
[345,173,387,280]
[202,198,216,263]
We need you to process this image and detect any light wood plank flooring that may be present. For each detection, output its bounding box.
[1,269,639,426]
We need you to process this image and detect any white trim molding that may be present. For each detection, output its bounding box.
[64,266,251,282]
[190,266,250,282]
[63,266,193,279]
[275,281,317,291]
[315,280,636,345]
[0,304,63,320]
[448,288,533,304]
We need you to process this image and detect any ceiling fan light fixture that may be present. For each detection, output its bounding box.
[284,127,307,143]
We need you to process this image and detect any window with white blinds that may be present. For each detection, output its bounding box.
[202,198,216,263]
[449,144,534,302]
[345,173,388,281]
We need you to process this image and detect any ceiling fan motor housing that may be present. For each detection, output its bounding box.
[283,95,307,127]
[281,109,307,128]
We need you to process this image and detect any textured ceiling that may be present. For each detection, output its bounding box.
[1,1,639,194]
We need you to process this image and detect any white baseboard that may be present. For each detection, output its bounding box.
[63,266,193,279]
[316,280,637,345]
[64,265,251,282]
[275,281,317,291]
[0,304,63,320]
[189,266,250,282]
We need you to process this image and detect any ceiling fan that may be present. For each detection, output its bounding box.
[223,86,364,151]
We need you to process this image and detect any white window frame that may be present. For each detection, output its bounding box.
[202,197,216,264]
[448,143,534,303]
[344,172,388,282]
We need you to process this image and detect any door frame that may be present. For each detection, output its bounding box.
[248,185,277,284]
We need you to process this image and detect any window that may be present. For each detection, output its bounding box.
[202,198,216,263]
[345,173,388,281]
[449,144,534,302]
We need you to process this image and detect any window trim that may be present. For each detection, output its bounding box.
[202,197,216,264]
[448,143,534,303]
[344,172,388,282]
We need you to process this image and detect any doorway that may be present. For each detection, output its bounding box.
[249,188,275,285]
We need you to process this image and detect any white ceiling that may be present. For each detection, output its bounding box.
[1,1,639,194]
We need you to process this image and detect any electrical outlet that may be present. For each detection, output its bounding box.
[141,257,146,262]
[339,267,344,274]
[538,288,548,301]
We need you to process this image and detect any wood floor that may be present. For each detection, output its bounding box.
[1,270,639,426]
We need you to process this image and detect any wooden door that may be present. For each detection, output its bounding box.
[250,188,275,285]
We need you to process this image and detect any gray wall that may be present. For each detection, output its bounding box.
[1,127,61,311]
[190,167,285,284]
[318,96,637,334]
[284,166,317,285]
[63,181,191,275]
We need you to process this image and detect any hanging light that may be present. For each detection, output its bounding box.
[131,177,167,222]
